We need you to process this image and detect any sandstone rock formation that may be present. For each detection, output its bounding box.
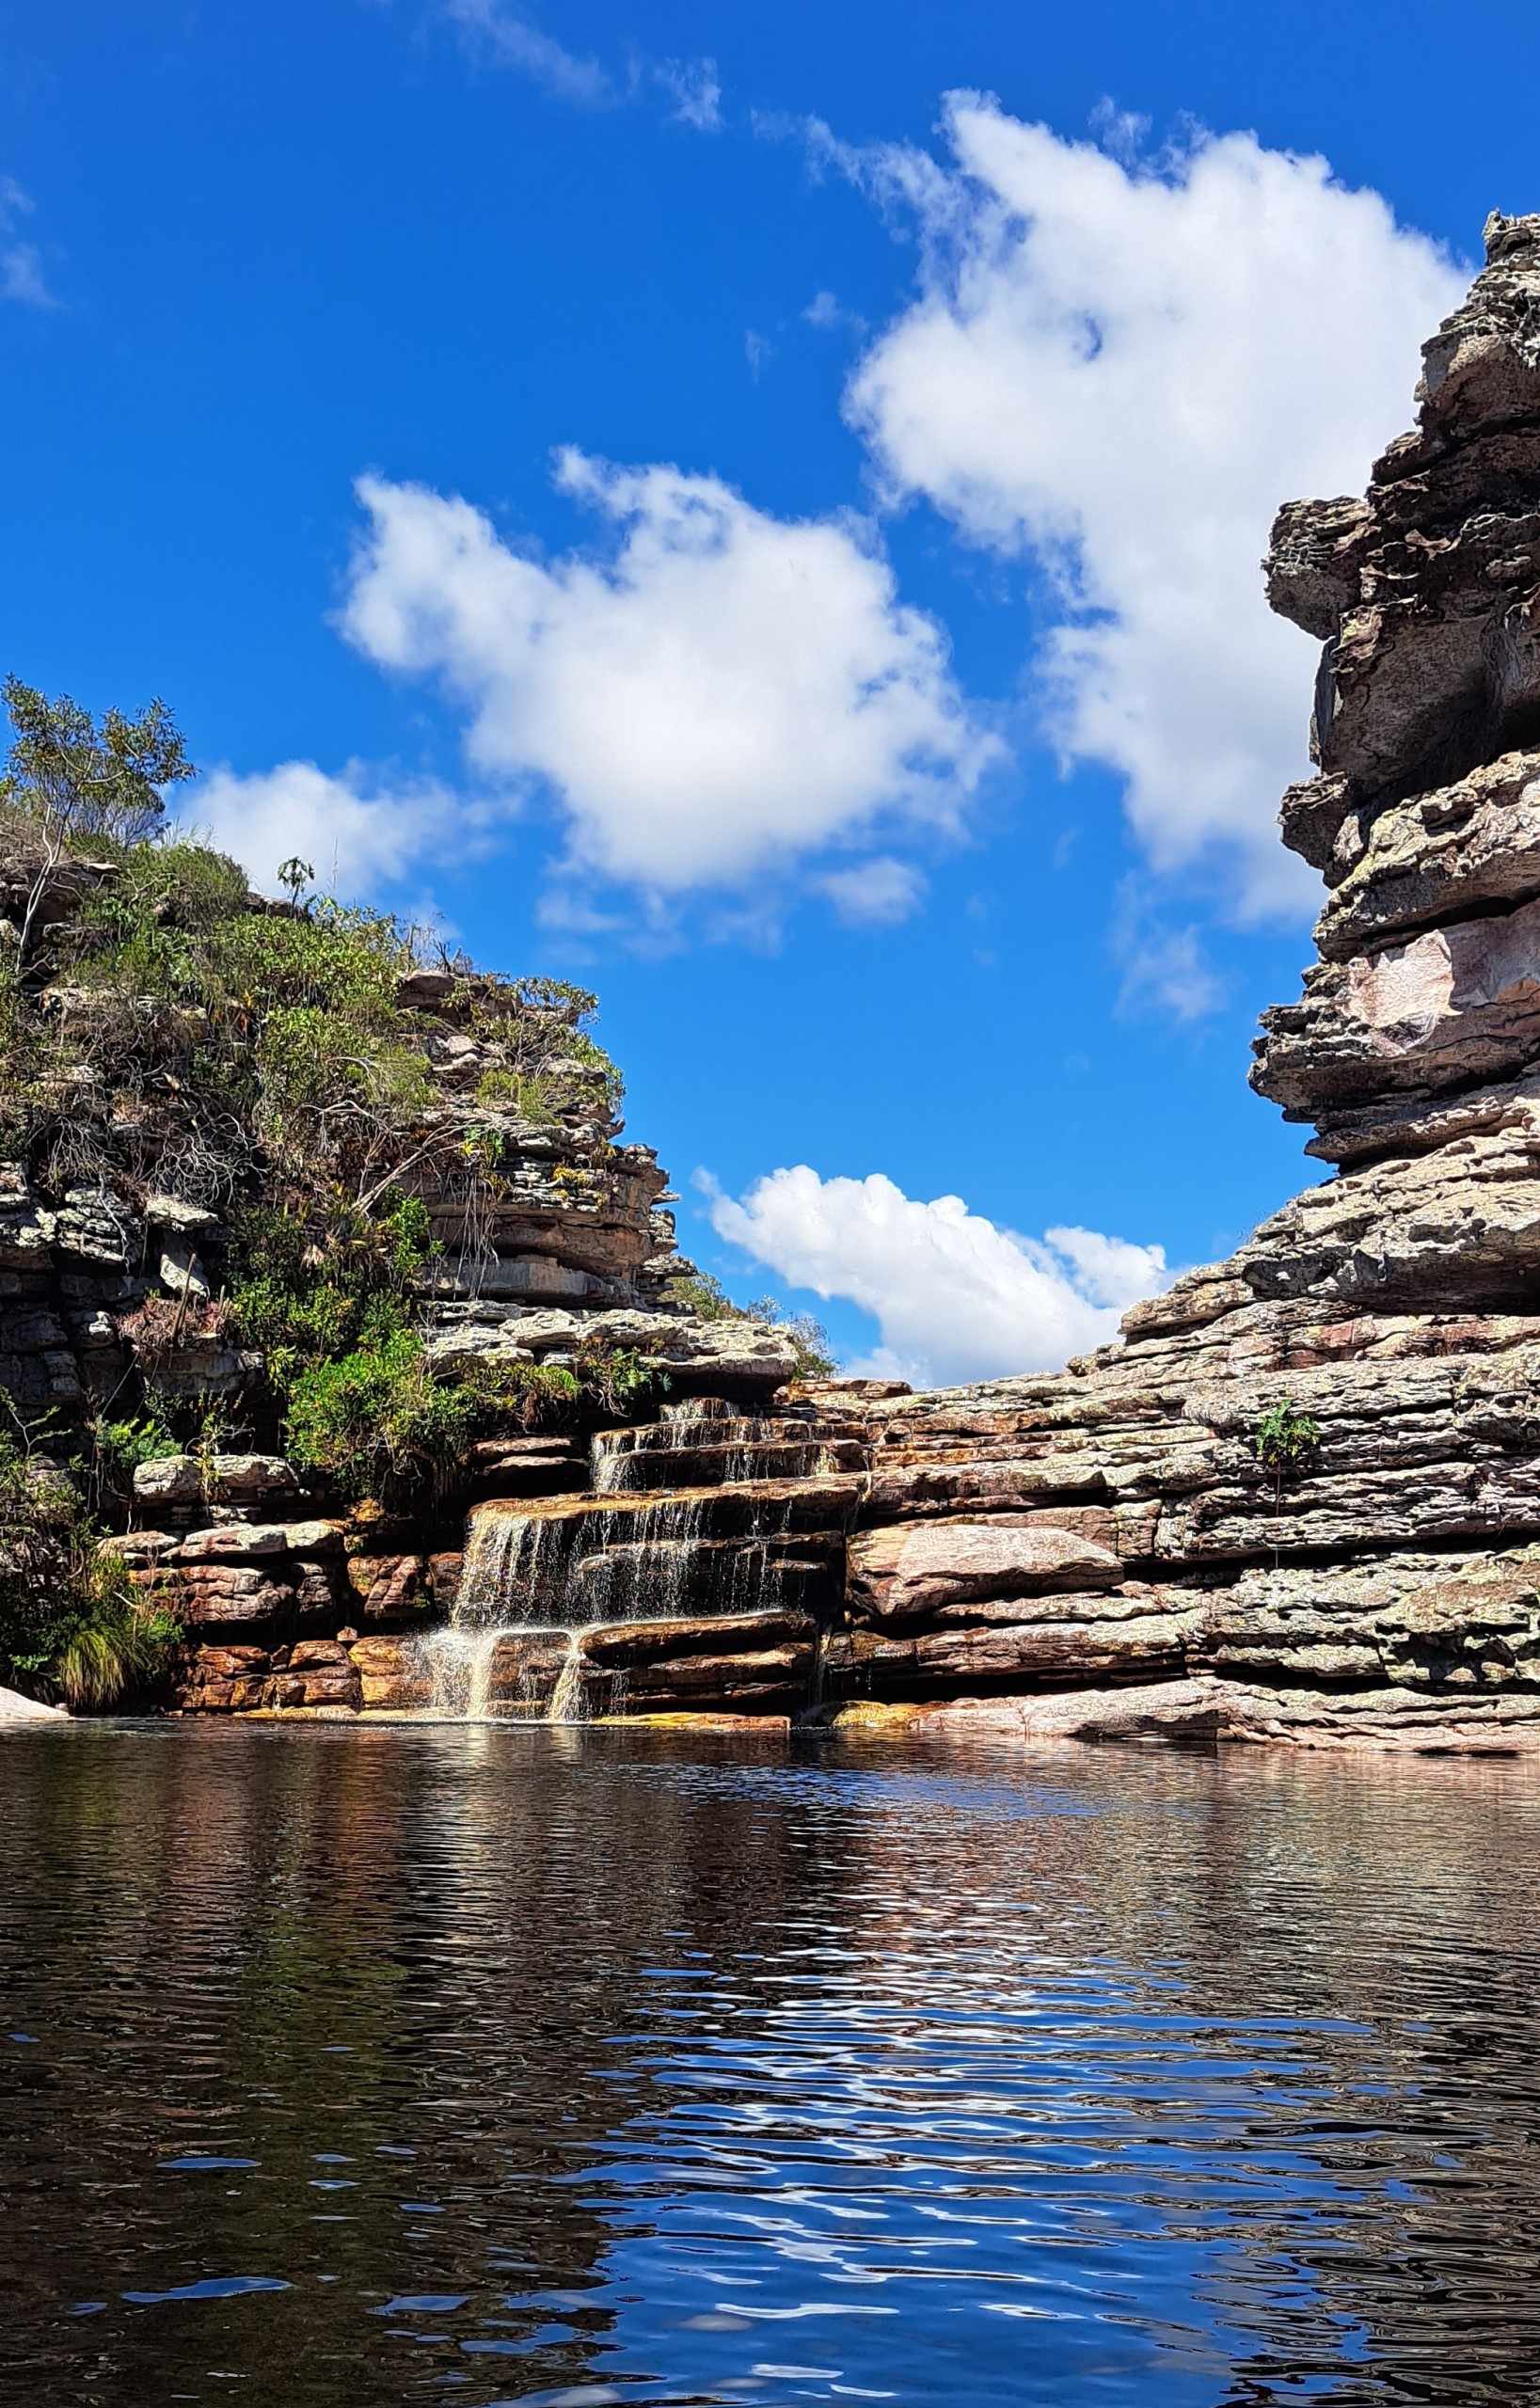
[836,211,1540,1753]
[158,214,1540,1752]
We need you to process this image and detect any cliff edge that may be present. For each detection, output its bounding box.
[842,212,1540,1751]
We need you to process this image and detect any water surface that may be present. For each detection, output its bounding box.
[3,1722,1539,2405]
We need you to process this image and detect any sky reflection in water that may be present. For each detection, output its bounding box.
[2,1723,1538,2405]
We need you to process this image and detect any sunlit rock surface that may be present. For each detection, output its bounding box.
[164,216,1540,1751]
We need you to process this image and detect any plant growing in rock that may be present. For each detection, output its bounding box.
[658,1271,837,1379]
[86,1404,182,1509]
[1253,1401,1320,1563]
[0,1434,181,1706]
[497,1361,582,1432]
[575,1343,671,1418]
[282,1326,483,1505]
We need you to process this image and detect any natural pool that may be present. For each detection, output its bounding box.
[3,1725,1538,2406]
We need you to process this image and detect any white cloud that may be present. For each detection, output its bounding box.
[704,1164,1172,1387]
[182,759,479,899]
[817,856,926,926]
[845,101,1466,913]
[1111,884,1229,1022]
[442,5,722,128]
[654,56,722,132]
[0,176,56,309]
[341,456,997,894]
[803,289,865,335]
[442,0,610,104]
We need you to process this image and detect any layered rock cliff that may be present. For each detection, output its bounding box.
[835,210,1540,1752]
[25,215,1540,1753]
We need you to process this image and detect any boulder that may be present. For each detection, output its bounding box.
[167,1566,296,1628]
[0,1683,66,1721]
[349,1636,434,1711]
[133,1455,201,1506]
[344,1554,428,1619]
[205,1454,301,1504]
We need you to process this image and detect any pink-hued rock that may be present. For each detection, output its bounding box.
[345,1554,428,1620]
[849,1520,1123,1624]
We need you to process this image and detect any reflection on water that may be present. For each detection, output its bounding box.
[3,1726,1539,2406]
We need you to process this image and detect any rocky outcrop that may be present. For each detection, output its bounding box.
[0,1682,66,1720]
[824,214,1540,1753]
[154,214,1540,1753]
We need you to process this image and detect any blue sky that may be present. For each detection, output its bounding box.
[1,1,1533,1381]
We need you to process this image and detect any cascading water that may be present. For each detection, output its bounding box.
[413,1503,555,1720]
[408,1396,851,1722]
[591,1401,843,1495]
[410,1492,804,1719]
[547,1635,589,1726]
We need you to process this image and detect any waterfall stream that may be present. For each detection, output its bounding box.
[408,1399,840,1721]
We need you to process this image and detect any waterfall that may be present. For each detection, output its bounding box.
[591,1408,839,1496]
[406,1488,741,1719]
[403,1397,848,1722]
[547,1635,589,1725]
[417,1623,502,1720]
[454,1503,572,1626]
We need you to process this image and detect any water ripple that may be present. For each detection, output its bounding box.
[2,1724,1539,2405]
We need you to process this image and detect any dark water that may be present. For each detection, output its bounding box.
[4,1727,1540,2406]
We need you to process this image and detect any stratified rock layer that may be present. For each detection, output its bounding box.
[834,212,1540,1753]
[166,215,1540,1753]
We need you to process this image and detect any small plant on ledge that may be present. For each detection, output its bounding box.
[1252,1400,1320,1566]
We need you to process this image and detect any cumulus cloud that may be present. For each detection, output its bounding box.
[845,101,1466,912]
[341,456,997,894]
[182,759,478,898]
[704,1164,1172,1386]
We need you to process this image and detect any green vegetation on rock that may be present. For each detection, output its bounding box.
[0,1434,180,1705]
[0,680,646,1696]
[659,1269,836,1379]
[0,681,834,1703]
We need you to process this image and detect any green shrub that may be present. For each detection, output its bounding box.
[659,1270,737,1321]
[1253,1402,1319,1481]
[504,1362,582,1425]
[52,1596,183,1710]
[1252,1401,1320,1567]
[0,1438,181,1705]
[283,1328,481,1503]
[575,1343,671,1418]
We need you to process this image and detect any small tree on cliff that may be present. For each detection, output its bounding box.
[1253,1401,1319,1565]
[0,675,195,962]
